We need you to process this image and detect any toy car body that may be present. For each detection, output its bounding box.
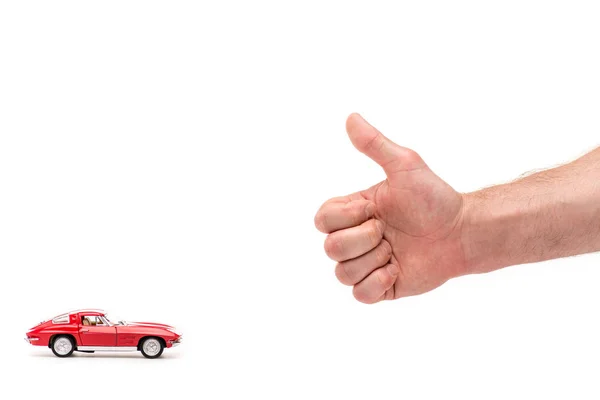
[25,309,181,358]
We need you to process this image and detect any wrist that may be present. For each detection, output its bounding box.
[460,191,488,275]
[460,185,531,275]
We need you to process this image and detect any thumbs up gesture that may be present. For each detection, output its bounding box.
[315,114,467,303]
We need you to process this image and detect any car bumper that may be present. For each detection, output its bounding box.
[24,336,39,344]
[169,337,182,348]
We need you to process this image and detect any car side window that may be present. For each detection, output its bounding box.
[82,316,105,326]
[52,314,69,324]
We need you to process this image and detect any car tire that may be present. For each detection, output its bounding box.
[140,337,164,359]
[51,335,75,358]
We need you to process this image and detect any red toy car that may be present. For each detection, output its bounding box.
[25,309,181,358]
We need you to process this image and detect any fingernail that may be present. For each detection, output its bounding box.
[365,203,376,218]
[386,264,399,278]
[353,113,367,124]
[375,219,385,235]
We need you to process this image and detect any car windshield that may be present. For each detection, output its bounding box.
[104,315,125,326]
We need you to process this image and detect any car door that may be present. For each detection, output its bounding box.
[79,315,117,346]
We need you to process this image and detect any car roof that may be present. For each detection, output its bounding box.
[55,309,105,316]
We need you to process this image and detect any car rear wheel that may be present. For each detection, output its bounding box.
[140,338,164,359]
[51,336,74,357]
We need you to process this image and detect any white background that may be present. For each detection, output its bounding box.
[1,1,600,398]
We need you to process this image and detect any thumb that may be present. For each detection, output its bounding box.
[346,113,424,177]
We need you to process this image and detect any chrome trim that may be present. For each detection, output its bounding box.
[52,314,70,324]
[24,336,39,343]
[169,336,182,347]
[53,309,106,319]
[47,310,106,325]
[77,346,137,352]
[67,309,105,314]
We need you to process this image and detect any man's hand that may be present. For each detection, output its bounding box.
[317,114,600,304]
[315,113,467,303]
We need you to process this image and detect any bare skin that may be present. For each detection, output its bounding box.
[315,113,600,304]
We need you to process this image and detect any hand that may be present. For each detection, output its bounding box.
[315,113,467,303]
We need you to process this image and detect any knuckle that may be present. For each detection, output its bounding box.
[402,148,424,166]
[361,131,381,152]
[342,202,367,227]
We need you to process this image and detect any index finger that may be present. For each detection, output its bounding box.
[314,198,376,233]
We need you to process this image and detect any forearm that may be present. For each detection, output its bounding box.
[462,148,600,274]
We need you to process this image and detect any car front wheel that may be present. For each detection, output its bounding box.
[140,338,164,359]
[51,336,74,358]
